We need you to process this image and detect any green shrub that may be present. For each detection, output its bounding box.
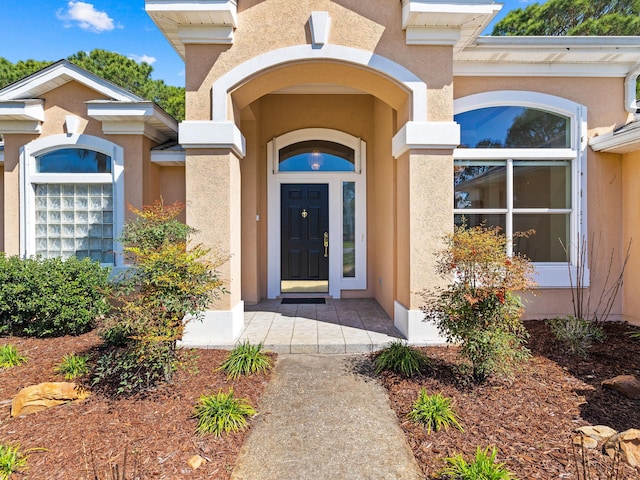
[95,200,226,394]
[193,389,256,436]
[219,341,271,379]
[55,353,90,380]
[0,344,27,369]
[438,446,515,480]
[423,224,534,382]
[0,443,29,480]
[374,340,430,378]
[408,389,463,434]
[548,316,606,357]
[0,254,110,337]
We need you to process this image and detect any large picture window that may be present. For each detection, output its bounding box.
[454,92,587,287]
[21,135,124,267]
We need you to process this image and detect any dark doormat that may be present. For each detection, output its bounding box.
[281,298,326,304]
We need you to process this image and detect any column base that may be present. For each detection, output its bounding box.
[394,301,447,345]
[179,301,244,348]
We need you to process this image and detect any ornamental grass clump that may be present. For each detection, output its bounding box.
[438,446,515,480]
[547,315,605,357]
[55,353,90,380]
[0,344,27,369]
[219,341,271,379]
[193,389,256,437]
[423,224,535,383]
[0,443,29,480]
[374,340,430,378]
[408,389,463,434]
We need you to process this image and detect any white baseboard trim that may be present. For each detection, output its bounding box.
[394,301,447,345]
[179,301,244,348]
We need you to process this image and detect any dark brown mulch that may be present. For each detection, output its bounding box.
[377,320,640,479]
[0,332,273,479]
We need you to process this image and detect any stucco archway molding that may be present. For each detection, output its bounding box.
[178,44,460,157]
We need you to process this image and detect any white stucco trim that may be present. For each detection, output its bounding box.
[179,120,246,157]
[267,129,367,299]
[392,121,461,158]
[405,27,460,46]
[394,301,447,345]
[20,134,125,267]
[0,100,45,121]
[454,90,588,288]
[310,11,330,47]
[178,25,234,45]
[211,44,428,124]
[180,300,244,347]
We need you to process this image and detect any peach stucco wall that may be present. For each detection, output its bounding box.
[455,76,629,320]
[621,150,640,325]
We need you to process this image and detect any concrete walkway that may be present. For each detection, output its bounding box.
[230,354,423,480]
[238,299,404,354]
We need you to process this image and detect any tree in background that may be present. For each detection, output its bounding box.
[0,49,184,121]
[492,0,640,36]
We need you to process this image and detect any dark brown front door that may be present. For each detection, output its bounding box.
[281,184,329,292]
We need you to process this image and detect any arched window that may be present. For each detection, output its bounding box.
[21,135,124,267]
[454,92,587,287]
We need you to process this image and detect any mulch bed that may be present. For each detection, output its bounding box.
[0,332,273,479]
[377,320,640,479]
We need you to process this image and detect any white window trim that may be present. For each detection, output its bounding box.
[20,134,125,268]
[454,91,588,288]
[267,128,367,298]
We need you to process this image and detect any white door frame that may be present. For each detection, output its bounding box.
[267,128,367,299]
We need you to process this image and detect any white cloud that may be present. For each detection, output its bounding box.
[129,54,157,65]
[57,1,116,33]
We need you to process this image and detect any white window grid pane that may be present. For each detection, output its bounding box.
[34,183,114,263]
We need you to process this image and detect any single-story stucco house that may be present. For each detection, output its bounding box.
[2,0,640,346]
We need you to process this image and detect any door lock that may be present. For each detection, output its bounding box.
[323,231,329,257]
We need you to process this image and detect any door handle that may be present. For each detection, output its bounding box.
[323,231,329,257]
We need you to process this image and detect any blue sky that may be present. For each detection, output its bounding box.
[0,1,540,88]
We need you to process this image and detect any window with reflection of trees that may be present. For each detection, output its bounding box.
[454,106,574,262]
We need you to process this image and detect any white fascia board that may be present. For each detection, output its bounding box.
[0,61,141,102]
[0,100,45,121]
[145,0,238,26]
[402,0,499,28]
[392,121,460,158]
[0,120,42,134]
[454,61,632,77]
[406,27,460,46]
[178,25,234,44]
[179,120,246,157]
[151,149,186,166]
[590,128,640,154]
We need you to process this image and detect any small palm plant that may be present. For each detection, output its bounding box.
[193,389,256,436]
[374,340,430,377]
[0,344,27,369]
[438,446,515,480]
[219,341,271,379]
[0,443,29,480]
[55,353,90,380]
[408,389,463,434]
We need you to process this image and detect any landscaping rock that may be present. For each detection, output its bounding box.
[573,434,598,449]
[604,429,640,467]
[11,382,90,417]
[601,375,640,399]
[575,425,618,443]
[187,455,206,470]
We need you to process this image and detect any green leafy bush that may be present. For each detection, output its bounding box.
[219,341,271,379]
[95,200,225,394]
[0,254,110,337]
[0,443,29,480]
[193,389,256,436]
[408,389,463,434]
[374,340,430,378]
[438,446,515,480]
[0,344,27,369]
[423,224,535,382]
[548,316,606,357]
[55,353,90,380]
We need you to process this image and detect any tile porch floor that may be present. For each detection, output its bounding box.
[237,298,404,354]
